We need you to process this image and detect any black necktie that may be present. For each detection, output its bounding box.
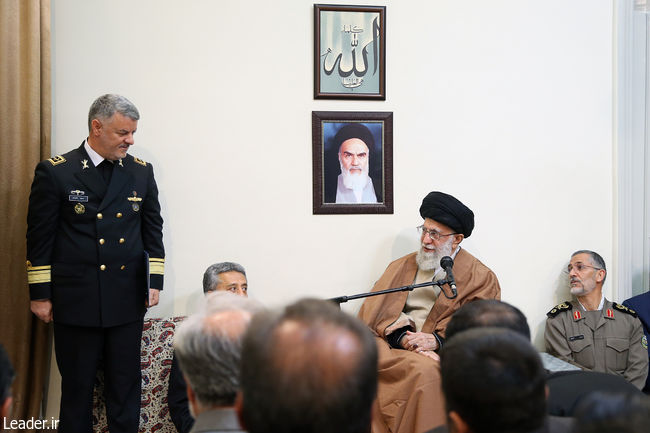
[98,160,114,184]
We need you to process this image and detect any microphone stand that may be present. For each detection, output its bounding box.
[329,279,457,306]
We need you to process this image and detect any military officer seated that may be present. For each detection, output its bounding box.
[545,250,649,389]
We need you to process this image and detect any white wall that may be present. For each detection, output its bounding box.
[48,0,615,414]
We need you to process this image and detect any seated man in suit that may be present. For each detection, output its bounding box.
[624,291,650,392]
[168,262,249,433]
[174,292,262,433]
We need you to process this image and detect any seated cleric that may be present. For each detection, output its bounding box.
[357,191,501,433]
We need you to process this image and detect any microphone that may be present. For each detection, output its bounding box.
[440,256,457,298]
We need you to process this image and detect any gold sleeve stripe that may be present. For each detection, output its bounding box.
[149,263,165,275]
[27,265,51,271]
[28,269,51,284]
[149,258,165,275]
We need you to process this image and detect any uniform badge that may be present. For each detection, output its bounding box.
[74,203,85,214]
[613,303,638,318]
[48,155,66,166]
[69,190,88,202]
[643,336,648,350]
[118,159,124,167]
[547,302,572,318]
[573,311,582,321]
[606,309,614,318]
[127,191,142,212]
[81,159,89,169]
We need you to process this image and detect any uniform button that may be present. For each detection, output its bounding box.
[99,238,105,245]
[97,213,103,219]
[119,238,125,244]
[100,265,106,271]
[116,212,123,218]
[120,265,126,270]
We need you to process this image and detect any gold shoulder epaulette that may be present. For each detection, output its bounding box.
[133,156,147,167]
[547,301,572,318]
[613,303,638,318]
[47,155,66,166]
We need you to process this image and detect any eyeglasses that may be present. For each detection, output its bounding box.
[566,263,603,274]
[416,225,457,241]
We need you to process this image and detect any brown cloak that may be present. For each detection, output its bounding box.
[359,248,501,433]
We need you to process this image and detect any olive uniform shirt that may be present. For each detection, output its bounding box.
[544,298,648,390]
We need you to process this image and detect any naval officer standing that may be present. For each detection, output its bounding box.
[26,94,165,432]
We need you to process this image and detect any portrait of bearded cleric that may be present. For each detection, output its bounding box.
[322,122,384,204]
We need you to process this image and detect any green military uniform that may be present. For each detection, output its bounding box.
[544,299,648,389]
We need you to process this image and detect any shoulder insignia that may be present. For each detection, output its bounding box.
[47,155,66,166]
[547,301,572,318]
[613,302,638,318]
[133,156,147,167]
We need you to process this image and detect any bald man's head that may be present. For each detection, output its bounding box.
[240,299,377,433]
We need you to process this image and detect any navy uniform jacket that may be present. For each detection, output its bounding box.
[26,143,165,328]
[623,292,650,391]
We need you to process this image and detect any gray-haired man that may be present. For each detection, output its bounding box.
[174,292,262,433]
[169,262,249,433]
[545,250,648,389]
[26,94,164,433]
[202,262,247,296]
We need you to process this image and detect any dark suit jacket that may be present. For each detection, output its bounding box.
[425,416,574,433]
[169,353,194,433]
[546,370,641,416]
[624,292,650,392]
[26,143,165,327]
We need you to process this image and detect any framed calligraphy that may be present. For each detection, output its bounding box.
[314,4,386,100]
[312,111,393,214]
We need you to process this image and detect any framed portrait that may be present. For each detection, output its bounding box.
[314,4,386,100]
[312,111,393,214]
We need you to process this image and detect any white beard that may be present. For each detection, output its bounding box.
[340,160,370,192]
[416,237,454,271]
[570,281,596,297]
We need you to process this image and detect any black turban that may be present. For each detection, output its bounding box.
[419,191,474,238]
[333,123,375,151]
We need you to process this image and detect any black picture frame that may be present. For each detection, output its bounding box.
[314,4,386,100]
[312,111,393,214]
